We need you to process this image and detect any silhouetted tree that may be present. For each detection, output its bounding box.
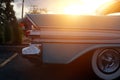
[29,5,48,14]
[0,0,22,44]
[39,8,48,14]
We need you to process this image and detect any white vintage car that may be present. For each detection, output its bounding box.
[22,0,120,78]
[22,14,120,80]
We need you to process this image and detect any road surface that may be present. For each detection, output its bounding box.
[0,53,101,80]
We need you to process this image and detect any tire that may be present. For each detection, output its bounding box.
[92,48,120,80]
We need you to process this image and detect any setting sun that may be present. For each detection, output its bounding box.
[63,0,113,15]
[14,0,114,18]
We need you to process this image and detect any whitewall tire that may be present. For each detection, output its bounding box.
[92,48,120,80]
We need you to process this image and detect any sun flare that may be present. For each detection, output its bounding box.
[63,0,113,15]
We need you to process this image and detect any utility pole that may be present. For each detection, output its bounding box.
[21,0,24,19]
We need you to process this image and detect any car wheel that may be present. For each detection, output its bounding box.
[92,48,120,80]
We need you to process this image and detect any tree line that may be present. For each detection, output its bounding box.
[0,0,22,45]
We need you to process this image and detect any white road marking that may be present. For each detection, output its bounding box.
[0,53,18,68]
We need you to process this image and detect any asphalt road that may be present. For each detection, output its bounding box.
[0,54,101,80]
